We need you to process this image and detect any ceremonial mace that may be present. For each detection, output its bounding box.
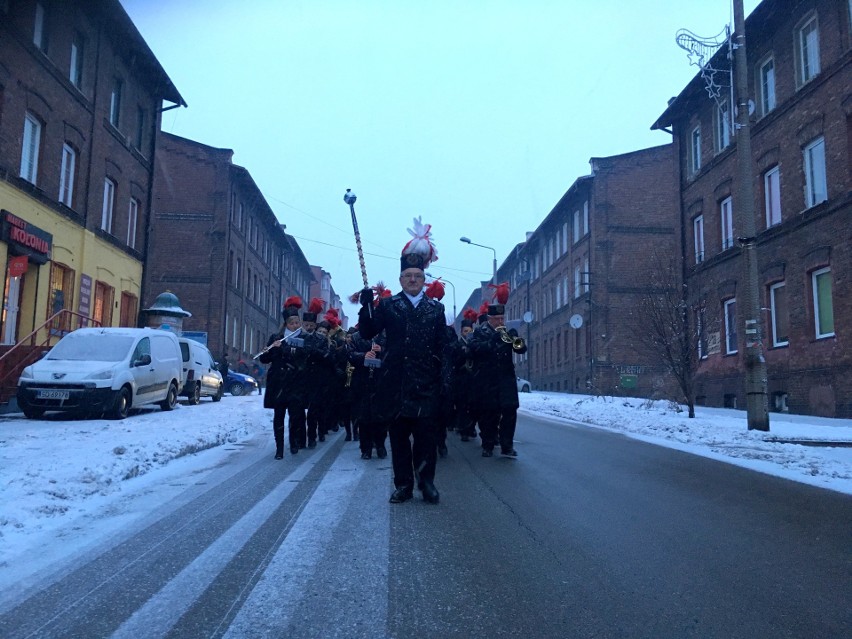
[344,189,372,316]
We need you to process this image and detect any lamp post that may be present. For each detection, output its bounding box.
[426,272,456,323]
[517,255,532,382]
[459,236,497,284]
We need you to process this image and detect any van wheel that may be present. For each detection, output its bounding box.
[160,382,178,411]
[187,382,201,405]
[109,387,131,419]
[229,382,244,396]
[211,383,223,402]
[22,406,45,419]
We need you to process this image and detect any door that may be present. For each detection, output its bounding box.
[2,269,22,345]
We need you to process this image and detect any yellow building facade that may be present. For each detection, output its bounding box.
[0,183,142,347]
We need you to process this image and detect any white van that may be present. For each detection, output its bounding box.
[17,327,183,420]
[178,337,224,404]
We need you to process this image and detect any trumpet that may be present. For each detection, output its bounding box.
[496,326,526,352]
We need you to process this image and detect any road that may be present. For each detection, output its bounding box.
[1,412,850,638]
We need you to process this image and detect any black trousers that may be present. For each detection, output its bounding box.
[478,408,517,452]
[357,419,388,454]
[273,403,306,451]
[389,415,438,489]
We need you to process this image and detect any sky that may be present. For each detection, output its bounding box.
[1,390,851,592]
[119,0,761,319]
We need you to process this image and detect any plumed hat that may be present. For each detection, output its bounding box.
[424,279,445,301]
[487,282,510,316]
[478,301,490,324]
[400,217,438,273]
[282,296,303,319]
[460,307,478,328]
[302,297,325,323]
[323,308,342,329]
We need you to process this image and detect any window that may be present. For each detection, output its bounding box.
[93,281,115,327]
[562,222,568,253]
[797,16,820,86]
[135,106,145,149]
[715,100,731,152]
[33,2,48,52]
[763,166,781,228]
[583,257,590,292]
[803,137,827,208]
[720,197,734,250]
[20,113,41,184]
[573,210,580,242]
[48,262,75,331]
[59,144,76,207]
[812,267,834,338]
[573,262,581,299]
[583,201,589,236]
[724,298,738,354]
[70,33,84,88]
[769,282,788,347]
[109,79,122,127]
[119,292,138,327]
[101,178,115,233]
[759,58,776,116]
[690,126,701,173]
[127,198,139,249]
[693,215,705,264]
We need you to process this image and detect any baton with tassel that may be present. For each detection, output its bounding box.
[344,189,372,317]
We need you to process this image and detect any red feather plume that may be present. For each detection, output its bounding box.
[488,281,510,305]
[283,295,303,310]
[348,291,361,304]
[308,297,325,314]
[462,307,478,322]
[424,279,445,301]
[478,301,489,316]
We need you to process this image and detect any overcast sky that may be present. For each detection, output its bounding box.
[121,0,761,318]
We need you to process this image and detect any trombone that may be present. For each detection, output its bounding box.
[496,326,526,353]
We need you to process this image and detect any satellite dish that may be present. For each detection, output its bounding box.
[569,314,583,329]
[522,311,533,323]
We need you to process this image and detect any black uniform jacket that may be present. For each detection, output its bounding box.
[259,329,328,409]
[347,331,386,422]
[358,292,450,419]
[468,323,527,411]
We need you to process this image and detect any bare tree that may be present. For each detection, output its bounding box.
[628,252,714,418]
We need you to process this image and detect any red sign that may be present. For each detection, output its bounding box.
[8,255,28,278]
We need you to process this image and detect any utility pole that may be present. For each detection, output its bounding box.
[732,0,769,430]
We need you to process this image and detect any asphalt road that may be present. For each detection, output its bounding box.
[1,412,850,638]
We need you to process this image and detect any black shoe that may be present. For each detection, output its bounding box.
[501,448,518,458]
[361,451,371,460]
[274,449,284,459]
[420,481,440,504]
[354,434,360,441]
[376,446,387,459]
[482,448,493,458]
[332,425,340,433]
[345,434,352,441]
[290,446,299,454]
[319,435,326,442]
[438,444,448,459]
[389,486,414,503]
[308,440,317,449]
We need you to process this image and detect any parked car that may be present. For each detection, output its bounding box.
[516,376,532,393]
[226,371,258,396]
[178,338,224,404]
[17,327,183,420]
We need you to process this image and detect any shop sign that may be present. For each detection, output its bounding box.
[1,210,52,264]
[78,274,92,325]
[8,255,28,278]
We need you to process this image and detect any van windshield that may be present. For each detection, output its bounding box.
[47,335,136,362]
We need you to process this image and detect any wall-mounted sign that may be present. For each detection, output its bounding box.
[1,210,53,264]
[78,274,92,324]
[8,255,28,278]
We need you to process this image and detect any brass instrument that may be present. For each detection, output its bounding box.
[344,362,355,388]
[496,326,526,353]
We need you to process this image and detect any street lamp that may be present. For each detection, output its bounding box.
[459,236,497,283]
[516,255,533,382]
[426,272,456,323]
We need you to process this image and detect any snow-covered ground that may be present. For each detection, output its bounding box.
[1,392,850,590]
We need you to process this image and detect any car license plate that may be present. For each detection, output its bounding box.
[36,389,70,400]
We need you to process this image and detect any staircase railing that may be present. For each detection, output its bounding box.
[0,310,100,404]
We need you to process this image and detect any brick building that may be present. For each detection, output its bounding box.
[308,265,348,328]
[0,0,182,345]
[145,132,314,366]
[653,0,851,416]
[494,145,679,397]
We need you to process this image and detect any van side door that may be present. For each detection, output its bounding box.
[129,337,157,405]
